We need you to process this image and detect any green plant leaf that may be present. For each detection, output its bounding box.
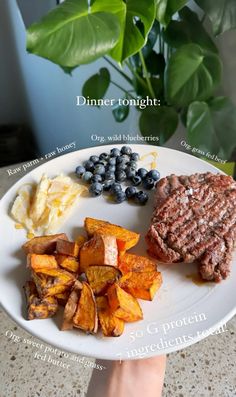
[165,44,222,107]
[139,106,178,144]
[163,7,217,53]
[195,0,236,36]
[110,0,156,62]
[112,98,130,122]
[27,0,122,67]
[142,20,160,58]
[156,0,188,27]
[187,97,236,159]
[82,68,110,102]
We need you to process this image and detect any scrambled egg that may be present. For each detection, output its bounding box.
[11,174,85,236]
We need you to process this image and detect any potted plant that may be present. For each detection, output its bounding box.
[26,0,236,162]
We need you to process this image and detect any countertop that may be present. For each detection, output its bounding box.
[0,164,236,397]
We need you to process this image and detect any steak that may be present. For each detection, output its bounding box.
[146,173,236,282]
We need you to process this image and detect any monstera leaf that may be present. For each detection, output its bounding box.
[195,0,236,36]
[187,97,236,159]
[110,0,156,62]
[139,106,179,144]
[165,44,222,107]
[27,0,122,67]
[156,0,188,26]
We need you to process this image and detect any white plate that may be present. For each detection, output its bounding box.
[0,144,235,360]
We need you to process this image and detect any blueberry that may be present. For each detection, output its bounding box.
[103,179,113,191]
[84,160,94,172]
[111,182,122,195]
[99,152,109,161]
[115,170,127,182]
[125,186,137,199]
[89,155,99,163]
[137,168,148,179]
[116,163,127,172]
[130,152,140,161]
[91,174,103,183]
[114,190,126,204]
[96,159,107,166]
[106,165,116,173]
[75,165,85,177]
[108,157,116,166]
[131,175,142,186]
[146,169,160,181]
[127,161,138,170]
[89,182,103,197]
[134,191,149,205]
[82,171,93,183]
[121,146,132,155]
[110,148,120,157]
[94,164,106,175]
[126,167,136,180]
[120,155,130,163]
[143,177,155,190]
[116,155,129,165]
[104,171,115,180]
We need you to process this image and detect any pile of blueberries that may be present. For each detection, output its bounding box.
[75,146,160,205]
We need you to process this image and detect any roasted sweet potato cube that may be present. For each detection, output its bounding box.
[55,291,70,306]
[75,235,87,247]
[27,254,58,271]
[96,296,124,337]
[118,253,157,274]
[33,268,75,297]
[86,265,121,295]
[55,254,79,273]
[80,233,118,273]
[22,233,68,254]
[56,239,80,257]
[24,280,58,320]
[31,271,48,298]
[84,218,140,251]
[118,271,162,301]
[107,284,143,322]
[61,281,83,330]
[73,282,98,333]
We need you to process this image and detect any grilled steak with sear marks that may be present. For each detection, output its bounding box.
[146,173,236,282]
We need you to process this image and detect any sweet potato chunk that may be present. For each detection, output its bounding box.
[118,271,162,301]
[107,284,143,322]
[27,254,58,271]
[61,281,83,330]
[55,255,79,273]
[32,268,75,297]
[80,233,118,273]
[118,253,157,274]
[24,280,58,320]
[84,218,140,251]
[55,291,71,306]
[96,296,124,337]
[86,265,121,295]
[75,235,87,247]
[73,282,98,333]
[56,239,80,257]
[22,234,68,254]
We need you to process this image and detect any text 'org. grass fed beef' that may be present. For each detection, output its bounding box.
[146,173,236,282]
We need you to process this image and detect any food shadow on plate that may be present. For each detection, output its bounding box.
[4,259,30,319]
[70,225,87,242]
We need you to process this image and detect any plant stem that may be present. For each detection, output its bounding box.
[110,80,136,100]
[139,51,156,99]
[125,60,149,92]
[104,56,133,85]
